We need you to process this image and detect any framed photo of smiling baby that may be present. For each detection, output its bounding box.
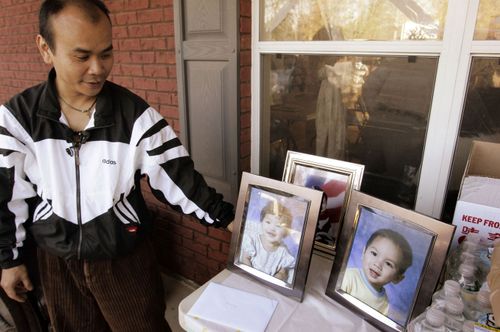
[325,191,455,332]
[227,172,324,302]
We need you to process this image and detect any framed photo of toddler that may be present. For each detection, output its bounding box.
[325,191,455,332]
[227,172,324,302]
[282,151,364,257]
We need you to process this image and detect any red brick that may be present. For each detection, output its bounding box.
[207,227,231,242]
[240,66,251,81]
[155,50,176,64]
[240,141,251,158]
[114,51,132,63]
[128,25,153,38]
[130,51,155,63]
[119,39,142,51]
[151,0,171,8]
[152,22,171,36]
[240,50,251,66]
[240,110,251,128]
[170,92,178,106]
[167,66,177,79]
[113,26,128,38]
[194,232,222,251]
[221,242,230,254]
[123,0,149,11]
[170,222,194,239]
[146,91,174,104]
[196,256,221,271]
[137,9,164,23]
[159,105,179,119]
[143,64,168,78]
[140,38,167,50]
[157,78,177,92]
[240,82,251,97]
[119,64,143,76]
[208,247,229,263]
[133,77,157,90]
[240,127,251,142]
[240,0,252,18]
[114,12,138,25]
[183,238,207,256]
[240,17,251,34]
[182,217,208,234]
[164,7,174,22]
[240,96,251,110]
[156,206,183,224]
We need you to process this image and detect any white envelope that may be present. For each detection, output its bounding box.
[187,282,278,332]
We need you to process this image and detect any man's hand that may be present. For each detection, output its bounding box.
[1,264,33,302]
[226,222,234,232]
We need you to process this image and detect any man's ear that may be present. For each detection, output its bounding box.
[36,35,53,65]
[392,273,405,284]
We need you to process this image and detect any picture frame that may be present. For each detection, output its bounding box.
[227,172,324,302]
[325,190,455,332]
[282,151,364,257]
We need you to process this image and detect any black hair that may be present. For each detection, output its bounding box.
[39,0,111,51]
[365,228,413,274]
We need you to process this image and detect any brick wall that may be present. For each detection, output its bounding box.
[0,0,251,285]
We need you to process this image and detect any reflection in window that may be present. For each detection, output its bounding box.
[262,0,448,41]
[262,54,438,209]
[474,0,500,40]
[442,58,500,221]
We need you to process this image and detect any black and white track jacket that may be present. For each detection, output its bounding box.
[0,69,234,268]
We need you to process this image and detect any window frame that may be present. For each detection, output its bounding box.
[250,0,500,218]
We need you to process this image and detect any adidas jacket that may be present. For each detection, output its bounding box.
[0,69,234,268]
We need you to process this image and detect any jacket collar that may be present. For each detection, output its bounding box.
[37,68,115,128]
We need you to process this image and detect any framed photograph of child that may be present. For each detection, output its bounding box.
[325,191,455,332]
[227,172,324,302]
[282,151,364,257]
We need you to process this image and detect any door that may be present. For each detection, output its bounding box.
[174,0,239,203]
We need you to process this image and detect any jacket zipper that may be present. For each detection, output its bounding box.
[70,132,87,260]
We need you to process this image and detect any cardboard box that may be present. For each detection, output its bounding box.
[451,140,500,250]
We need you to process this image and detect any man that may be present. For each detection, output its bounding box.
[0,1,234,331]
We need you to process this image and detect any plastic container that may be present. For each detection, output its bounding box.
[452,263,481,303]
[464,289,491,321]
[461,320,475,332]
[431,280,463,310]
[443,297,465,332]
[445,234,483,281]
[407,308,446,332]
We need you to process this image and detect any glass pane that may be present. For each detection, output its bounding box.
[261,54,438,209]
[442,58,500,221]
[474,0,500,40]
[261,0,448,41]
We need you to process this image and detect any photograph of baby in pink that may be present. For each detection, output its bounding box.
[238,186,308,285]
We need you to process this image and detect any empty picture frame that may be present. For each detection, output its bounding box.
[227,172,324,302]
[282,151,364,256]
[326,191,455,332]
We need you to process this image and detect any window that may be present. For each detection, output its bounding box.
[252,0,500,219]
[442,57,500,221]
[262,0,447,41]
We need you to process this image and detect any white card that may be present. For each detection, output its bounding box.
[187,282,278,332]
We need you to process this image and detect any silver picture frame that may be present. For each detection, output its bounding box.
[282,151,364,257]
[326,190,455,332]
[227,172,324,302]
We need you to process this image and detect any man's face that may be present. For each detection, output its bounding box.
[37,5,113,99]
[261,214,288,244]
[362,236,403,289]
